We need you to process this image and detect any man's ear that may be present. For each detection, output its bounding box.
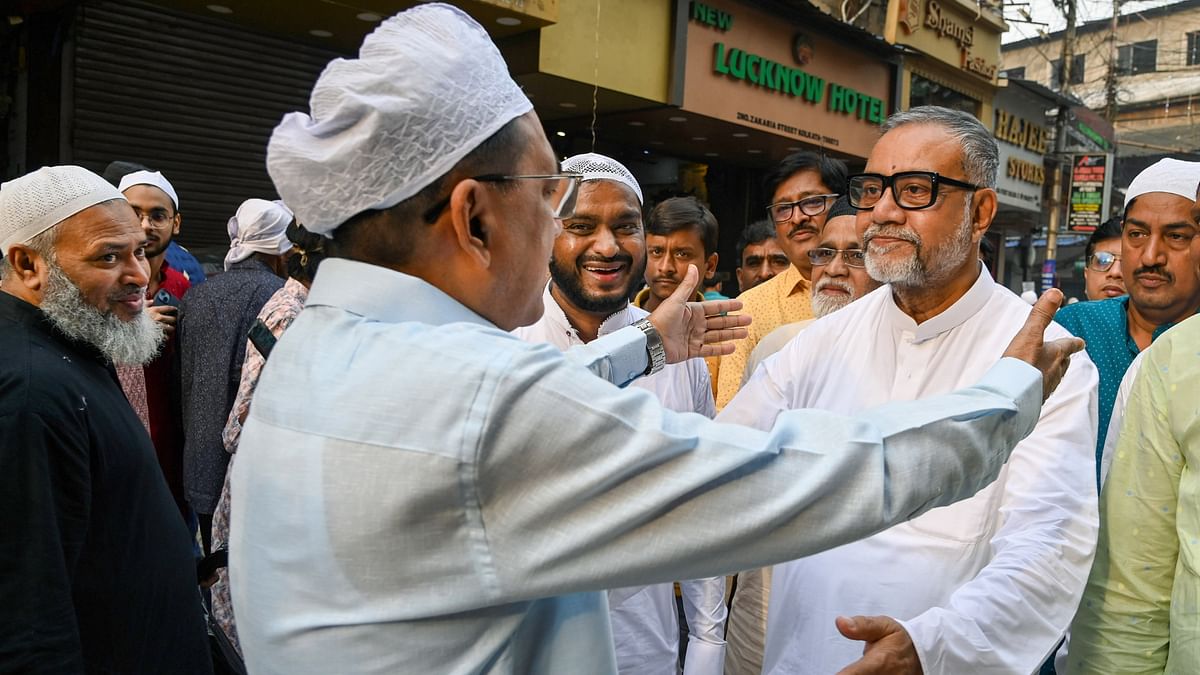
[971,189,998,241]
[172,211,182,238]
[445,178,494,269]
[4,245,50,292]
[705,252,719,280]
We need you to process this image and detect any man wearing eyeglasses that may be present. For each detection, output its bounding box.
[228,8,1085,673]
[720,106,1098,675]
[115,170,194,523]
[739,196,882,384]
[1054,158,1200,489]
[1081,218,1125,301]
[714,151,846,410]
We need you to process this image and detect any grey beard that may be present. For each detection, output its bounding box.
[40,263,165,365]
[864,202,974,288]
[811,279,857,318]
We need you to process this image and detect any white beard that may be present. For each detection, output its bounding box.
[39,263,165,365]
[864,201,974,289]
[811,278,858,318]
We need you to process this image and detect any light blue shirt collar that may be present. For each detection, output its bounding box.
[305,258,494,329]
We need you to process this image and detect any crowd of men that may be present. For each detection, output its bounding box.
[0,3,1196,674]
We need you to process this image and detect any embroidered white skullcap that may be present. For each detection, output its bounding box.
[224,198,294,271]
[1124,158,1200,208]
[561,153,644,206]
[267,3,533,236]
[118,170,180,210]
[0,165,126,256]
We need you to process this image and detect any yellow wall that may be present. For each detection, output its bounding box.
[537,0,673,103]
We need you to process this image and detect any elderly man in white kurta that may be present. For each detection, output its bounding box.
[514,153,726,674]
[720,107,1100,674]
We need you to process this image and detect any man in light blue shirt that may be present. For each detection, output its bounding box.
[229,5,1083,673]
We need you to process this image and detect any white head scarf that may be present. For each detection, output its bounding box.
[267,3,533,236]
[561,153,644,206]
[224,198,293,271]
[0,166,126,256]
[117,170,180,210]
[1123,158,1200,208]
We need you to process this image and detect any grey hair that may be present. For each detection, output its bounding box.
[0,225,58,280]
[882,106,999,188]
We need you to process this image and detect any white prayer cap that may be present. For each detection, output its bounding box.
[118,170,180,210]
[1123,158,1200,208]
[0,165,126,257]
[561,153,644,205]
[267,3,533,236]
[224,198,294,271]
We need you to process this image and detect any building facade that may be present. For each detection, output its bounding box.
[1002,0,1200,191]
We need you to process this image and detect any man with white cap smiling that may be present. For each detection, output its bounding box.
[229,4,1081,673]
[0,166,211,673]
[513,152,727,674]
[178,198,293,551]
[1054,157,1200,488]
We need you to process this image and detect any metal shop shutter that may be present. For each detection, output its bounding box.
[70,0,343,250]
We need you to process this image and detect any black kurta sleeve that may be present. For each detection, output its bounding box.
[0,412,90,673]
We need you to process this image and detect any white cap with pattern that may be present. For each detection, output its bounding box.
[118,170,180,210]
[266,3,533,236]
[0,165,126,256]
[1124,158,1200,208]
[561,152,644,206]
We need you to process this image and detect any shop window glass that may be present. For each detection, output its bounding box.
[909,75,977,115]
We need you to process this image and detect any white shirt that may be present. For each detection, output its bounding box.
[1099,350,1146,487]
[514,285,725,674]
[230,259,1045,674]
[721,267,1100,675]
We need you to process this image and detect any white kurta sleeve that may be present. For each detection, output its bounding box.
[896,351,1100,675]
[680,576,728,675]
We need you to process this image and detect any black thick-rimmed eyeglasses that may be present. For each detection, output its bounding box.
[807,247,866,268]
[1086,250,1121,272]
[422,173,583,223]
[847,171,980,210]
[766,193,839,223]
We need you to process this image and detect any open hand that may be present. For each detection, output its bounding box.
[646,265,750,362]
[835,615,923,675]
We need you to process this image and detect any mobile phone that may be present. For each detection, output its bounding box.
[153,289,180,308]
[247,320,277,358]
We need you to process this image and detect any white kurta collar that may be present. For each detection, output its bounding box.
[883,263,993,343]
[540,283,646,345]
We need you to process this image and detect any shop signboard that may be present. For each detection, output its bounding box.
[888,0,1005,84]
[992,86,1049,213]
[1067,154,1112,233]
[675,0,894,158]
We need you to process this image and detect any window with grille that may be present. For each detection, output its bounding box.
[1188,32,1200,66]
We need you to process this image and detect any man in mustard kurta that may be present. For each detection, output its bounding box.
[1067,312,1200,673]
[715,152,845,409]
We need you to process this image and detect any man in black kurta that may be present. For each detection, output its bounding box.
[0,165,211,673]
